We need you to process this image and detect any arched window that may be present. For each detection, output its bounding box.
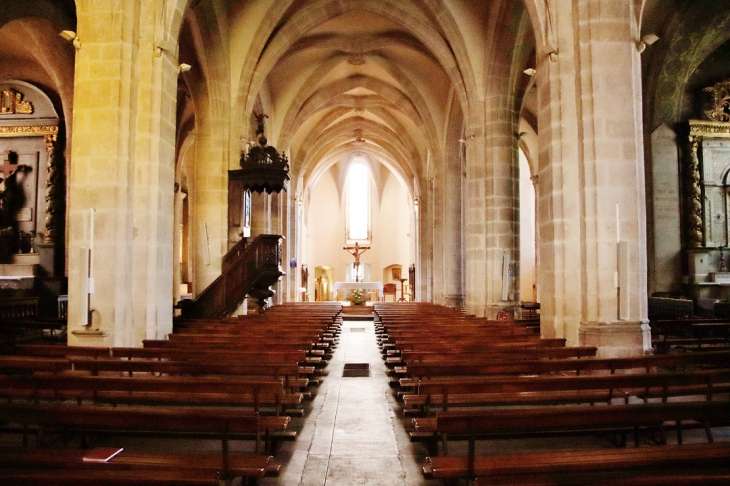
[346,158,370,242]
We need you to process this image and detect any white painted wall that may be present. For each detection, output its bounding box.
[519,149,537,301]
[304,162,412,300]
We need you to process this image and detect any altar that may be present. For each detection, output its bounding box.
[334,281,383,301]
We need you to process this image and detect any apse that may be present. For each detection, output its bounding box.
[303,154,413,302]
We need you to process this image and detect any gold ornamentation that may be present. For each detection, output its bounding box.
[684,136,704,248]
[1,89,33,115]
[689,120,730,138]
[43,134,61,244]
[0,125,58,137]
[704,79,730,122]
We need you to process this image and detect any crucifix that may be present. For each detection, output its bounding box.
[343,242,370,282]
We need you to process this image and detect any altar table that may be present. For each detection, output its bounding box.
[334,282,383,300]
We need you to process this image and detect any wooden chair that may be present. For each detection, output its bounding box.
[383,283,397,302]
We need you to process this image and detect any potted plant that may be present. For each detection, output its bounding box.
[350,288,367,306]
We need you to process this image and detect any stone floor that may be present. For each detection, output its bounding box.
[258,318,429,486]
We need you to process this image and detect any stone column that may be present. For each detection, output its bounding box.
[442,149,464,308]
[68,1,178,346]
[538,0,649,354]
[417,176,433,302]
[463,128,486,316]
[431,175,444,305]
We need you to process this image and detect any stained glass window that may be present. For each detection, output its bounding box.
[347,159,370,241]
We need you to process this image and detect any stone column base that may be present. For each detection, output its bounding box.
[579,320,651,358]
[443,294,465,308]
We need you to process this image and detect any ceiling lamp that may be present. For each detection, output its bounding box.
[238,113,290,194]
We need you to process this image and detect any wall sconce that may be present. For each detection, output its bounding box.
[636,34,659,54]
[178,63,192,74]
[59,30,81,49]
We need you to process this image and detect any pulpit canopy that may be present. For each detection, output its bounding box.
[237,112,290,194]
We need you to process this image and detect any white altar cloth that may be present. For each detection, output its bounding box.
[334,281,383,299]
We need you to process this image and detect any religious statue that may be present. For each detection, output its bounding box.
[343,242,370,282]
[254,112,268,137]
[0,151,29,230]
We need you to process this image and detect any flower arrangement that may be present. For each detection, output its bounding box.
[350,288,367,305]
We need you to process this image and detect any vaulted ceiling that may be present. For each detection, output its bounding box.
[179,0,520,199]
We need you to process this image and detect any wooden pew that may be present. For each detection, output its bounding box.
[143,339,328,358]
[0,446,281,485]
[401,369,730,414]
[0,373,303,416]
[415,400,730,481]
[401,350,730,380]
[651,318,730,353]
[15,344,323,367]
[390,345,597,366]
[0,402,287,481]
[0,468,220,486]
[426,444,730,486]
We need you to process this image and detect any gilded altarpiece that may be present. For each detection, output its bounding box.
[0,80,63,282]
[682,79,730,303]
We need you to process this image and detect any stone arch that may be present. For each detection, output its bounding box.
[649,3,730,129]
[282,76,434,156]
[518,0,549,52]
[298,117,419,175]
[236,0,468,132]
[0,0,75,31]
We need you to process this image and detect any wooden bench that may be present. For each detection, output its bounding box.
[401,369,730,414]
[143,339,329,358]
[414,400,730,476]
[0,373,303,416]
[651,318,730,353]
[424,443,730,485]
[16,344,324,367]
[0,468,220,485]
[0,446,280,485]
[0,402,288,476]
[390,345,597,366]
[401,350,730,381]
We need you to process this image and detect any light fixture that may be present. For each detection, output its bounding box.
[59,30,81,49]
[636,34,659,53]
[178,63,192,73]
[523,68,536,76]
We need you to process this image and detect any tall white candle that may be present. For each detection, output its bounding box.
[615,202,620,243]
[89,208,95,280]
[89,208,95,251]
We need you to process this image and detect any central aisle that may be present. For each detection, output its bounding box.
[260,318,427,486]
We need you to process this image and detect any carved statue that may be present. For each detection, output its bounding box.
[343,242,370,283]
[254,112,268,137]
[0,151,29,230]
[703,79,730,122]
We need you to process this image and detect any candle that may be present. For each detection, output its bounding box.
[615,202,620,243]
[89,208,95,251]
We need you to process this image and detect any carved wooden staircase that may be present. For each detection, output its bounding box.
[177,234,285,319]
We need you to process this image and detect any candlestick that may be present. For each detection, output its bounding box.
[89,208,95,251]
